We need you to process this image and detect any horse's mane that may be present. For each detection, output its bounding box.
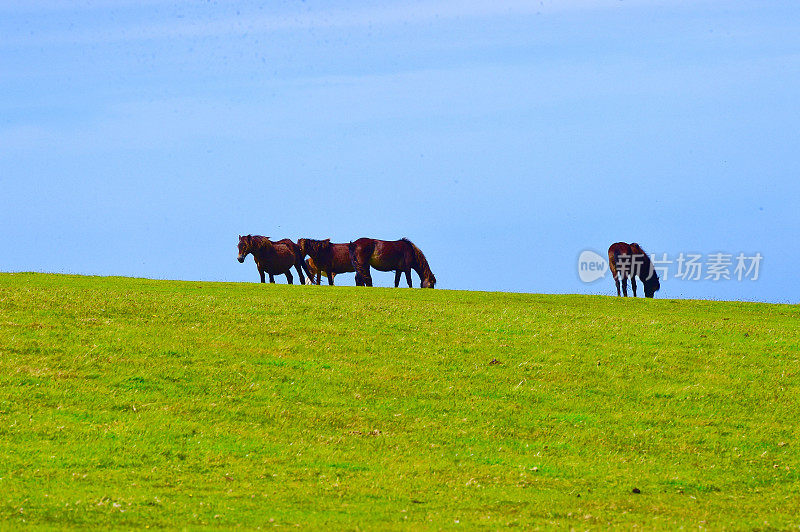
[402,237,432,277]
[309,238,330,248]
[252,235,272,248]
[244,235,272,249]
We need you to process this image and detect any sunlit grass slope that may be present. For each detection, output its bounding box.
[1,273,799,529]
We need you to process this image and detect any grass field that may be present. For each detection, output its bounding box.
[1,272,799,529]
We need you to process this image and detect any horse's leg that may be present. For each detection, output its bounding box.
[259,269,266,284]
[294,264,304,285]
[614,275,621,296]
[269,273,275,283]
[327,271,334,285]
[286,269,293,284]
[359,265,372,286]
[394,270,402,288]
[405,269,413,288]
[621,276,628,297]
[631,277,638,297]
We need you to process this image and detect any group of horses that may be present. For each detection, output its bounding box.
[236,235,436,289]
[236,235,660,297]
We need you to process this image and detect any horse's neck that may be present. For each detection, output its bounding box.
[636,256,653,278]
[411,249,430,277]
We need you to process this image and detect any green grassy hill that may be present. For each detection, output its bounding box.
[1,273,799,528]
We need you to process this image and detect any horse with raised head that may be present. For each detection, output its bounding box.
[237,235,308,284]
[608,242,660,298]
[348,237,436,288]
[297,238,356,285]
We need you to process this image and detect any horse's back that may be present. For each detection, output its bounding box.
[261,238,300,273]
[371,239,411,271]
[350,237,373,251]
[350,238,408,271]
[331,243,355,273]
[274,238,300,255]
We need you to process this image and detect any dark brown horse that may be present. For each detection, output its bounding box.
[348,237,436,288]
[297,238,355,286]
[608,242,660,298]
[237,235,308,284]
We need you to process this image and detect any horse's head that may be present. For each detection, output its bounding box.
[237,235,251,263]
[629,242,660,298]
[643,273,660,298]
[238,235,269,263]
[297,238,309,257]
[421,272,436,289]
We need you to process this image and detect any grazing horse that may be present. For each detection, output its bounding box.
[298,238,356,285]
[348,237,436,288]
[237,235,307,284]
[608,242,660,298]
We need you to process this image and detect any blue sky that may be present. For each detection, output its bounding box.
[2,0,798,302]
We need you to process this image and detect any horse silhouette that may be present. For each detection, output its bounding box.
[608,242,660,297]
[297,238,355,285]
[348,237,436,288]
[237,235,308,284]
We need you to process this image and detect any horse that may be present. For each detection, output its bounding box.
[608,242,660,298]
[297,238,356,285]
[237,235,308,284]
[348,237,436,288]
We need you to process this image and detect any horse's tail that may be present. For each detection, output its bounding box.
[299,253,312,281]
[348,241,362,285]
[348,241,358,265]
[304,259,315,285]
[608,242,632,280]
[608,248,619,278]
[349,239,374,287]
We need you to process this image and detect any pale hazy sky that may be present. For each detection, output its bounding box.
[2,1,798,302]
